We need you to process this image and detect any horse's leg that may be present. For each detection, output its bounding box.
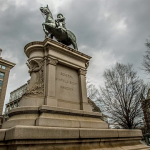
[67,31,78,50]
[68,35,78,50]
[42,23,49,38]
[71,40,78,50]
[43,22,56,38]
[50,34,54,39]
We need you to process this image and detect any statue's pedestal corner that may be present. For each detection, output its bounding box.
[81,102,93,112]
[45,96,58,107]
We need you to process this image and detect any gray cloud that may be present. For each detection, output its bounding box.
[0,0,150,111]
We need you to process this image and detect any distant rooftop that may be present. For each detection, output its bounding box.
[0,49,15,68]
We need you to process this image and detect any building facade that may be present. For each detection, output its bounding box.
[0,49,15,115]
[5,83,27,116]
[141,89,150,134]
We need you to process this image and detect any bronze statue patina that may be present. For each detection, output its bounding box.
[40,5,78,50]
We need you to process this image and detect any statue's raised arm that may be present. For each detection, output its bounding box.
[40,5,78,50]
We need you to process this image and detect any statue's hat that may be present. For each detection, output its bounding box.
[57,13,63,17]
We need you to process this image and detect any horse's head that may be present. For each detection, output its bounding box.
[40,5,50,15]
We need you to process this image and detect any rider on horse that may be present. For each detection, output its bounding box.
[40,5,78,50]
[56,13,67,33]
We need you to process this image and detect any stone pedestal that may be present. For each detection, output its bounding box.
[20,38,92,111]
[0,39,147,149]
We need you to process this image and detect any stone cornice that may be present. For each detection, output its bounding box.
[0,58,15,69]
[47,57,58,66]
[8,106,102,118]
[43,38,91,59]
[24,46,44,58]
[78,69,87,76]
[24,38,92,60]
[24,41,43,50]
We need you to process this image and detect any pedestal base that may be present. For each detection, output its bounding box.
[2,39,147,149]
[0,125,148,150]
[2,105,107,129]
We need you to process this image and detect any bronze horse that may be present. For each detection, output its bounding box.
[40,5,78,50]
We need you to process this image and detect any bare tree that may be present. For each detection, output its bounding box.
[98,63,146,129]
[86,79,98,100]
[86,79,109,122]
[142,41,150,74]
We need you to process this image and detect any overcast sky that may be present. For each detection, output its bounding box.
[0,0,150,111]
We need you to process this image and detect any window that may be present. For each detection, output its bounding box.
[2,66,6,69]
[0,81,2,87]
[0,65,6,69]
[0,72,4,79]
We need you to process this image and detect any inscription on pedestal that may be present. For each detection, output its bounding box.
[56,64,80,109]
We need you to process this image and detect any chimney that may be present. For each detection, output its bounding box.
[0,49,2,58]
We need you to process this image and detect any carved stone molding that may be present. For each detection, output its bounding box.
[23,82,44,96]
[24,39,92,60]
[85,61,89,69]
[78,69,87,76]
[23,59,44,96]
[47,57,58,66]
[44,44,51,52]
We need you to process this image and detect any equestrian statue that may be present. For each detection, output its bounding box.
[40,5,78,50]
